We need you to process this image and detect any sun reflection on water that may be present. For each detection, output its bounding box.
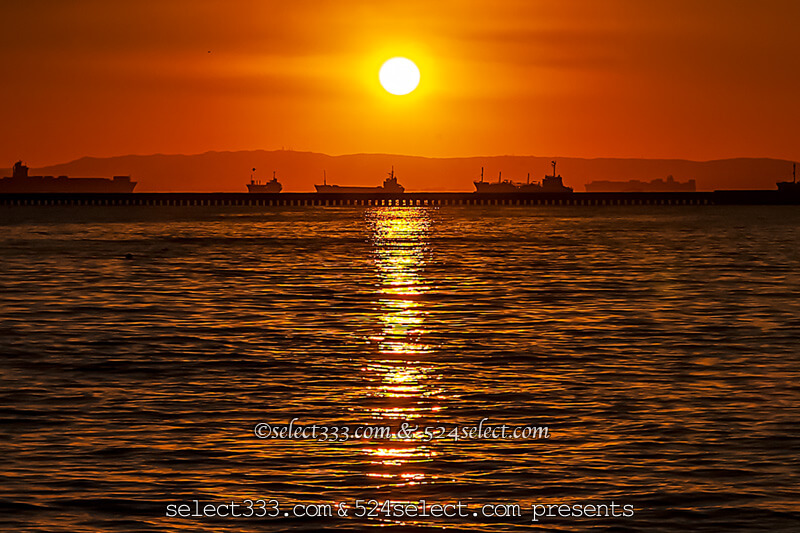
[361,207,442,486]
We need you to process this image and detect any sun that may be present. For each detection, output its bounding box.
[379,57,420,95]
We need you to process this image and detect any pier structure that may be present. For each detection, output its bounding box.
[0,191,797,207]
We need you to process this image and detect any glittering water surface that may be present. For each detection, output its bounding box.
[1,206,799,532]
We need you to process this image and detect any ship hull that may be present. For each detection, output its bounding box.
[777,182,800,194]
[247,183,282,193]
[315,185,403,193]
[473,181,519,193]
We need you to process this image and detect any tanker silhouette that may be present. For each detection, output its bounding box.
[474,161,573,193]
[0,161,136,193]
[315,167,405,193]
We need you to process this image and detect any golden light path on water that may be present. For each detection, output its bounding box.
[361,208,443,487]
[1,207,799,532]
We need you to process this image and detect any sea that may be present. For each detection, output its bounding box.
[0,205,798,532]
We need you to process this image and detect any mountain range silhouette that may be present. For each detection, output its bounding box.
[3,151,793,193]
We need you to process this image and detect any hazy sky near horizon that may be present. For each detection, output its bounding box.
[2,0,799,165]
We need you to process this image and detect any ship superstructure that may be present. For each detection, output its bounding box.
[540,160,573,192]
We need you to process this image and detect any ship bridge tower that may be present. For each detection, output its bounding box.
[13,161,28,179]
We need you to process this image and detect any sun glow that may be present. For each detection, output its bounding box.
[379,57,420,95]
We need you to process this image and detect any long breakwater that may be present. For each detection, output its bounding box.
[0,190,797,207]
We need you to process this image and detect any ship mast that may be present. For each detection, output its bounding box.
[480,167,484,183]
[498,171,502,183]
[323,170,327,186]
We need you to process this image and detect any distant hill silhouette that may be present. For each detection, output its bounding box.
[2,151,795,192]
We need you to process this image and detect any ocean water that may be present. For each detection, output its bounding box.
[0,205,798,532]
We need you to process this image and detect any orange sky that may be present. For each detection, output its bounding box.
[2,0,799,166]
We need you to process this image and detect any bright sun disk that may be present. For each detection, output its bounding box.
[379,57,420,96]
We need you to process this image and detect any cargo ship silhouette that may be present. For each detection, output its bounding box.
[247,169,282,193]
[0,161,136,193]
[474,161,573,193]
[315,167,405,193]
[777,163,799,194]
